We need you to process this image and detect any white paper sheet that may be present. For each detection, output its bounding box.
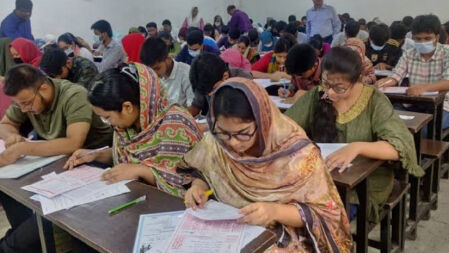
[254,79,288,88]
[22,165,104,198]
[316,143,348,159]
[187,200,243,220]
[380,86,439,96]
[399,115,415,120]
[374,69,393,77]
[0,140,65,179]
[195,118,207,124]
[269,96,292,109]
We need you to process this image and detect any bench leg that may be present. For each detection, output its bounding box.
[422,164,433,220]
[381,211,392,253]
[432,159,440,210]
[407,176,419,240]
[392,201,402,250]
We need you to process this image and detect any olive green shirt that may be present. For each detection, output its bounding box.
[6,78,112,149]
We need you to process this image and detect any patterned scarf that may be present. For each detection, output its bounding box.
[113,63,202,197]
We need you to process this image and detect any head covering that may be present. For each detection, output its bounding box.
[260,30,276,51]
[186,7,202,28]
[121,33,145,63]
[220,48,251,71]
[0,38,14,76]
[128,27,140,34]
[181,78,352,251]
[40,34,57,50]
[344,38,377,84]
[112,63,202,197]
[10,38,42,67]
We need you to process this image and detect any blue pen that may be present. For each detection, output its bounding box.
[282,78,288,94]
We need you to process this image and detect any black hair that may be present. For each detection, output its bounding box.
[4,64,47,96]
[390,22,408,40]
[286,23,298,36]
[204,24,214,36]
[146,22,157,29]
[358,18,366,26]
[158,31,174,51]
[186,29,204,46]
[369,24,390,46]
[139,37,168,66]
[367,21,376,31]
[301,16,307,21]
[88,68,140,112]
[285,44,317,75]
[214,15,223,26]
[440,26,448,44]
[16,0,32,10]
[411,14,441,35]
[276,21,288,33]
[288,15,297,23]
[162,19,171,26]
[402,16,414,28]
[213,86,254,121]
[238,36,250,47]
[248,28,260,47]
[91,20,113,37]
[138,26,148,37]
[309,34,323,50]
[310,47,362,143]
[39,48,68,77]
[274,36,295,53]
[227,5,236,12]
[57,33,83,48]
[345,20,360,38]
[220,25,229,35]
[189,52,228,95]
[229,28,241,40]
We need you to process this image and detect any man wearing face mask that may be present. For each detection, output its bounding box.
[376,14,449,130]
[175,29,219,65]
[90,19,126,72]
[0,0,33,40]
[365,24,402,70]
[39,48,98,88]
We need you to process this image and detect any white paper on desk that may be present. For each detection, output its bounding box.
[195,118,207,124]
[316,143,348,159]
[22,165,104,198]
[0,140,65,179]
[374,69,393,77]
[269,96,292,109]
[254,79,286,88]
[187,200,243,220]
[380,86,439,96]
[132,211,185,253]
[399,115,415,120]
[239,225,266,250]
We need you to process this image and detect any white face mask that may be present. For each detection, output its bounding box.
[64,47,74,57]
[414,39,436,54]
[370,42,385,51]
[188,49,201,57]
[215,22,221,26]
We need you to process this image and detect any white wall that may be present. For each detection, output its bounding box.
[241,0,449,26]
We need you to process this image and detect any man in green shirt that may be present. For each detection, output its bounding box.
[0,64,112,167]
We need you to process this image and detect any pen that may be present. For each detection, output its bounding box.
[184,190,214,204]
[77,146,109,159]
[108,195,146,215]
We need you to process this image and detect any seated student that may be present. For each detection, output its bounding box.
[58,32,94,62]
[217,27,240,50]
[9,37,42,67]
[366,23,402,70]
[359,18,368,32]
[39,48,99,88]
[215,25,229,43]
[331,20,369,48]
[251,36,295,81]
[161,19,176,40]
[285,22,307,44]
[220,48,251,71]
[309,34,330,58]
[278,44,321,101]
[247,28,260,49]
[91,20,126,72]
[203,23,215,40]
[188,52,252,116]
[146,22,158,38]
[275,20,288,37]
[65,63,202,197]
[199,26,219,51]
[182,78,352,252]
[388,22,415,52]
[260,30,277,52]
[236,35,260,64]
[344,38,377,84]
[285,47,422,223]
[140,37,194,107]
[377,14,449,128]
[175,29,219,65]
[138,26,148,38]
[159,31,181,57]
[121,33,145,63]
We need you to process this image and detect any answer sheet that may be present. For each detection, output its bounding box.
[269,96,292,109]
[187,200,243,220]
[380,86,438,96]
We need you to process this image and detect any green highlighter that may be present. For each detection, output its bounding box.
[108,195,146,215]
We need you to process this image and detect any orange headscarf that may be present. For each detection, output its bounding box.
[344,38,377,84]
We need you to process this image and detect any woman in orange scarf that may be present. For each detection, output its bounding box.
[182,77,352,252]
[344,38,377,84]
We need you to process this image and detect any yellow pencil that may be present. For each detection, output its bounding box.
[184,190,214,204]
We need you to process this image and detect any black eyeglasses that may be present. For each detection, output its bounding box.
[321,78,351,94]
[211,120,258,142]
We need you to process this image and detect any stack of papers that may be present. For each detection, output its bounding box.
[380,87,438,96]
[254,78,288,88]
[0,140,65,179]
[23,165,130,215]
[374,69,393,77]
[269,96,292,109]
[133,201,265,253]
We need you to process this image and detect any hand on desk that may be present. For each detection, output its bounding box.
[101,164,140,184]
[278,87,292,98]
[0,143,22,167]
[184,178,210,210]
[375,63,392,70]
[64,149,98,170]
[406,85,426,96]
[325,143,360,173]
[4,134,28,148]
[375,77,397,88]
[238,202,278,228]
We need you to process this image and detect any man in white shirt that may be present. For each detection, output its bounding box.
[331,20,369,47]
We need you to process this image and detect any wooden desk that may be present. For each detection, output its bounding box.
[0,159,276,253]
[332,157,385,253]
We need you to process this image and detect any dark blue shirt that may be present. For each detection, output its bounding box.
[0,11,33,40]
[175,44,220,65]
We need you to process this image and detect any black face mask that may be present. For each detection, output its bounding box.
[67,52,75,58]
[14,58,23,64]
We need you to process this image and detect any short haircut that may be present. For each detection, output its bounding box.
[248,28,259,45]
[4,64,47,96]
[227,5,236,12]
[345,20,360,38]
[358,18,367,26]
[288,15,297,23]
[286,23,298,36]
[276,21,288,33]
[369,24,390,46]
[186,29,204,46]
[309,34,323,50]
[138,26,147,37]
[146,22,157,29]
[220,25,229,34]
[390,22,408,40]
[367,21,376,31]
[411,14,441,35]
[58,32,83,47]
[229,28,241,40]
[238,36,250,47]
[274,36,295,53]
[402,16,414,28]
[285,44,318,75]
[301,16,307,21]
[162,19,171,26]
[139,37,168,66]
[39,48,68,77]
[189,52,228,95]
[204,24,214,35]
[16,0,32,10]
[91,20,113,37]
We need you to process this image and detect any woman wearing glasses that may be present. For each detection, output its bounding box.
[182,77,353,252]
[65,63,202,198]
[285,47,422,223]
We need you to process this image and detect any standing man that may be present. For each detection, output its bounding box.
[227,5,252,34]
[0,0,33,40]
[306,0,341,43]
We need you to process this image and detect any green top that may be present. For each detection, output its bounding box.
[285,85,422,222]
[69,56,99,88]
[169,42,182,58]
[6,78,112,149]
[0,38,14,76]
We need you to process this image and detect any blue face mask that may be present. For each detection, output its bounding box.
[414,40,436,54]
[370,42,385,51]
[93,35,101,44]
[188,49,201,57]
